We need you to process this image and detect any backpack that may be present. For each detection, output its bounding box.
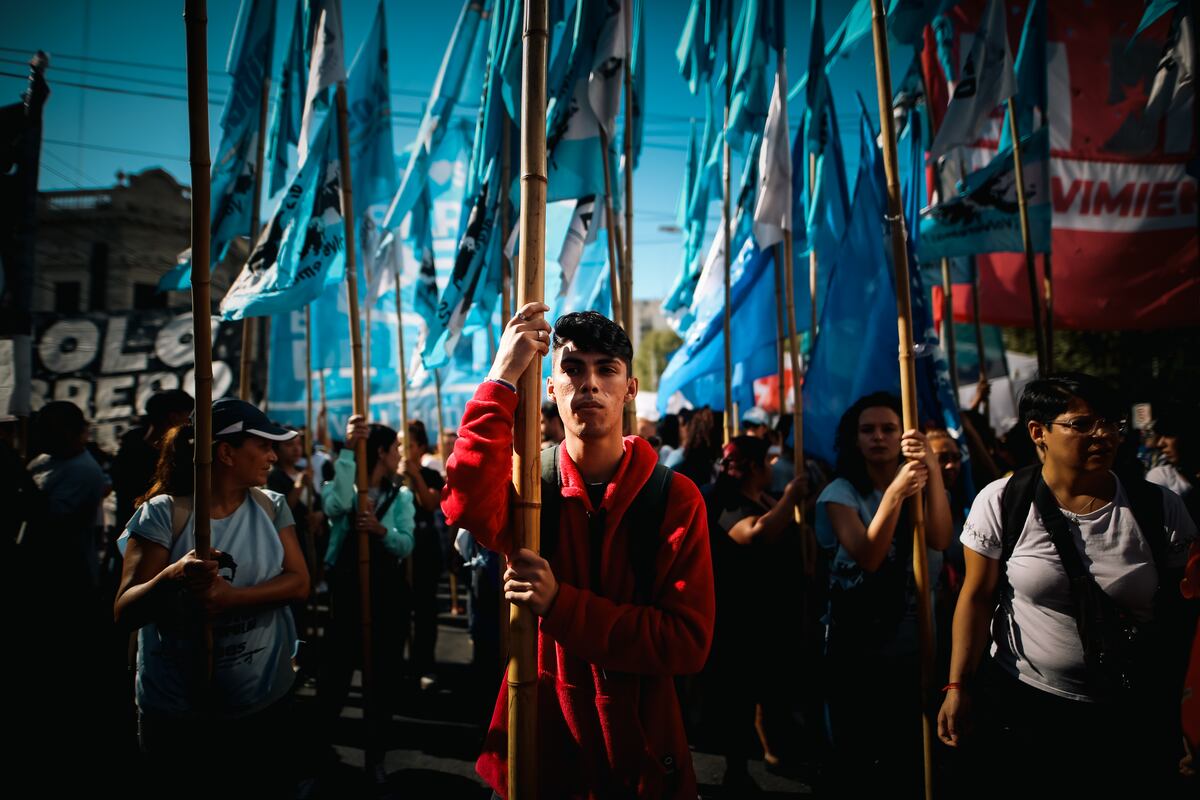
[539,445,673,604]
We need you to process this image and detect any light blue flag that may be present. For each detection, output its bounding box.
[158,0,276,292]
[628,0,646,167]
[677,0,727,95]
[266,0,306,197]
[998,0,1046,151]
[725,0,773,152]
[918,126,1051,260]
[802,110,900,463]
[656,237,779,413]
[219,113,344,320]
[347,1,399,297]
[469,0,521,203]
[379,0,490,243]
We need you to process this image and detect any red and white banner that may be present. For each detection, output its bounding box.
[923,0,1198,330]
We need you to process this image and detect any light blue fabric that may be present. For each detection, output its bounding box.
[321,450,416,567]
[118,490,297,717]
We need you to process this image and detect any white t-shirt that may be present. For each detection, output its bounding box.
[961,473,1197,702]
[1147,463,1193,501]
[119,491,298,717]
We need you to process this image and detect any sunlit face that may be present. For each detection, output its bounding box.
[218,435,278,488]
[1028,397,1120,474]
[929,435,962,487]
[856,406,902,465]
[547,344,637,441]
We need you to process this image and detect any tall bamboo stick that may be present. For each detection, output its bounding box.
[773,243,786,414]
[433,367,446,467]
[238,79,270,404]
[509,1,549,796]
[1043,252,1053,372]
[621,0,637,437]
[335,80,377,770]
[501,114,513,321]
[721,5,733,444]
[598,128,624,329]
[239,318,255,401]
[971,258,988,417]
[394,270,410,435]
[1006,97,1045,375]
[808,153,818,341]
[184,0,212,563]
[303,303,318,616]
[364,288,373,412]
[940,258,959,395]
[868,2,935,796]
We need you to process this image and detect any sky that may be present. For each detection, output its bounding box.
[1,0,909,302]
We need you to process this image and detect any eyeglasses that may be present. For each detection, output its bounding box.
[1045,416,1130,436]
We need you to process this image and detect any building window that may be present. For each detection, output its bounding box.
[54,282,81,314]
[133,283,167,310]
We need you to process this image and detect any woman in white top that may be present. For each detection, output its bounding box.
[1147,410,1198,524]
[115,399,309,793]
[938,374,1197,796]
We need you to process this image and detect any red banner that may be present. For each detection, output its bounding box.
[923,0,1198,330]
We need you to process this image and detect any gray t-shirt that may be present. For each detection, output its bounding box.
[961,474,1197,702]
[119,491,297,717]
[816,477,943,656]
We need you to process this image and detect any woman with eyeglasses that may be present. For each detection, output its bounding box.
[937,373,1198,796]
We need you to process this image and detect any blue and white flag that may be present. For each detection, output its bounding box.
[220,113,344,320]
[158,0,275,292]
[379,0,490,243]
[753,58,790,249]
[725,0,774,152]
[266,0,306,197]
[299,0,346,163]
[929,0,1015,159]
[919,126,1051,260]
[677,0,727,95]
[998,0,1046,151]
[347,1,399,300]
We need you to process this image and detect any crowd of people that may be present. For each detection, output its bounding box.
[4,305,1198,799]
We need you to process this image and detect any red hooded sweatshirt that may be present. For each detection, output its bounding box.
[441,381,715,799]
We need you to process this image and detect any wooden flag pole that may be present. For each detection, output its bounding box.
[185,0,212,563]
[303,303,318,618]
[501,114,514,321]
[808,153,818,341]
[621,0,636,436]
[1043,253,1053,372]
[394,270,410,433]
[238,79,271,404]
[433,367,446,467]
[184,0,214,682]
[335,79,377,771]
[364,281,373,413]
[773,244,787,414]
[510,1,549,796]
[721,4,734,444]
[239,318,255,401]
[868,2,935,796]
[598,128,624,329]
[940,258,959,396]
[1006,97,1046,375]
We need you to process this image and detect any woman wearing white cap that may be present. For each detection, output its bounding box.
[114,398,310,792]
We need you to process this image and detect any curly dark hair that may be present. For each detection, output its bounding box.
[551,311,633,374]
[834,392,904,497]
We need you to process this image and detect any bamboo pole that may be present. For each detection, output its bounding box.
[940,258,959,396]
[867,2,935,797]
[433,367,446,467]
[303,303,318,613]
[598,128,623,329]
[971,258,988,417]
[509,1,549,796]
[184,0,212,562]
[335,80,377,770]
[394,270,410,435]
[501,114,514,321]
[364,289,373,412]
[184,0,214,681]
[239,318,255,401]
[773,243,786,414]
[721,5,734,444]
[808,153,818,342]
[1043,253,1053,373]
[1006,97,1045,376]
[621,0,635,337]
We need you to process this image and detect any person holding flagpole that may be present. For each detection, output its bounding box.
[442,306,715,798]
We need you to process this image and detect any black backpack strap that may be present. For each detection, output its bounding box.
[625,464,674,604]
[1124,478,1166,569]
[999,466,1041,564]
[374,482,400,522]
[539,445,562,562]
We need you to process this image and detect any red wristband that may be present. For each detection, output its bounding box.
[941,682,964,693]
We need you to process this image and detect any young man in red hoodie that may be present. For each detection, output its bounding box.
[442,304,715,799]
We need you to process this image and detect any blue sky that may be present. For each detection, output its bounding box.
[2,0,906,301]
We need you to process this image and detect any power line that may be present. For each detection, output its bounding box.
[0,69,224,106]
[0,44,222,78]
[45,137,190,164]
